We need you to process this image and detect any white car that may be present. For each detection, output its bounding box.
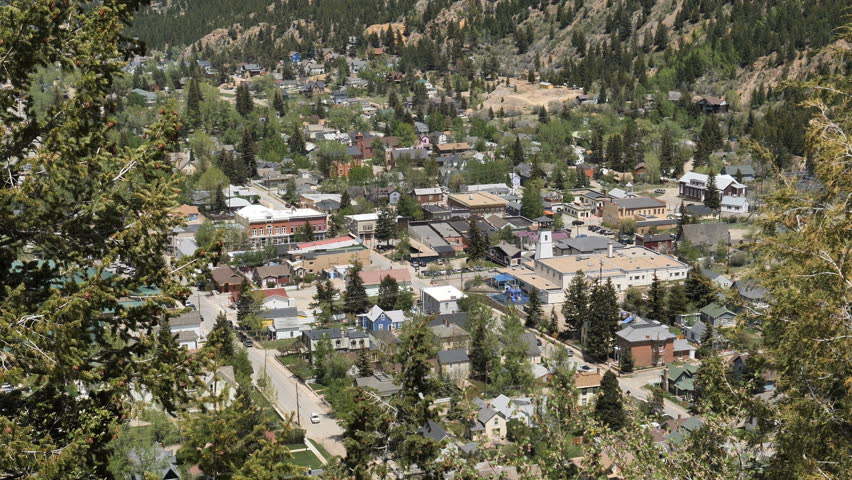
[310,412,320,424]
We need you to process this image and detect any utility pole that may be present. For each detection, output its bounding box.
[296,381,301,426]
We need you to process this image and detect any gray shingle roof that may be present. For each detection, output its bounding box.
[437,349,469,364]
[612,197,666,209]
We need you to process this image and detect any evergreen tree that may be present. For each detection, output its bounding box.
[467,298,500,383]
[520,178,545,218]
[356,349,374,377]
[294,220,315,242]
[377,275,400,311]
[594,371,626,430]
[694,118,722,167]
[236,278,259,327]
[585,279,619,359]
[666,282,689,324]
[240,129,257,178]
[0,20,207,470]
[640,388,665,422]
[343,259,371,315]
[340,189,351,210]
[272,88,286,116]
[340,387,390,480]
[647,272,667,321]
[524,289,544,329]
[697,322,716,358]
[606,134,624,170]
[685,267,717,308]
[619,348,634,373]
[660,129,674,176]
[561,271,589,339]
[511,135,525,166]
[497,309,534,393]
[390,315,441,472]
[186,77,203,125]
[236,82,254,116]
[180,388,285,479]
[312,334,333,381]
[464,216,488,262]
[676,200,689,238]
[375,207,398,246]
[704,171,721,210]
[288,124,307,154]
[213,188,228,212]
[283,177,299,205]
[207,312,235,360]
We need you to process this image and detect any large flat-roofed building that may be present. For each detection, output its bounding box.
[601,197,667,225]
[236,205,328,248]
[345,213,379,240]
[533,246,689,294]
[447,192,508,218]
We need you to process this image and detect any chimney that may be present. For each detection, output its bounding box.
[608,242,614,258]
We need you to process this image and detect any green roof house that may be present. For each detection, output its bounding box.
[663,363,699,401]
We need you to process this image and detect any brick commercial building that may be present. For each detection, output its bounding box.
[235,205,328,248]
[447,192,508,218]
[601,197,667,225]
[615,317,676,367]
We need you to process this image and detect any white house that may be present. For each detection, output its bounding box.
[421,285,466,314]
[169,311,202,349]
[262,307,314,339]
[721,196,749,213]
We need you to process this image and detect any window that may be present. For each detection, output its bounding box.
[251,229,256,236]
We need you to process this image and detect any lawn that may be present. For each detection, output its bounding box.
[259,337,298,350]
[250,387,285,425]
[306,438,334,461]
[288,448,324,469]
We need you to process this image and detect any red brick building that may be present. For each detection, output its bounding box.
[235,205,328,248]
[615,318,676,368]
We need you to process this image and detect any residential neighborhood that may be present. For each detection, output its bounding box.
[8,2,848,480]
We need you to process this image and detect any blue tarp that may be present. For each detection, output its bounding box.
[492,273,516,283]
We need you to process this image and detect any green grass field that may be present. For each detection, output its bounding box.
[288,448,324,469]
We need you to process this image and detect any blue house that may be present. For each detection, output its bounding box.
[359,305,406,332]
[290,52,301,63]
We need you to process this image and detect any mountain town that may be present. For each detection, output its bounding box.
[1,1,849,480]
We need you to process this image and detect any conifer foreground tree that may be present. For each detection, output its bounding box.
[376,275,400,311]
[594,371,626,430]
[0,1,211,475]
[343,259,370,315]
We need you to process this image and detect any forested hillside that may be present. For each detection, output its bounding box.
[133,0,848,90]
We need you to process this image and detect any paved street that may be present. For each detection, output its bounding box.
[248,182,289,209]
[194,287,347,458]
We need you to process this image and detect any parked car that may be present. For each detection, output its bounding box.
[588,225,600,232]
[654,188,666,194]
[576,234,588,238]
[310,412,321,424]
[242,337,254,347]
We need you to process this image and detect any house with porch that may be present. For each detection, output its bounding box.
[359,305,406,332]
[663,363,699,401]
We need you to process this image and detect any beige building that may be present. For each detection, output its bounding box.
[468,406,508,441]
[533,246,689,294]
[345,213,379,240]
[575,370,603,406]
[297,245,371,276]
[602,197,667,226]
[447,192,508,217]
